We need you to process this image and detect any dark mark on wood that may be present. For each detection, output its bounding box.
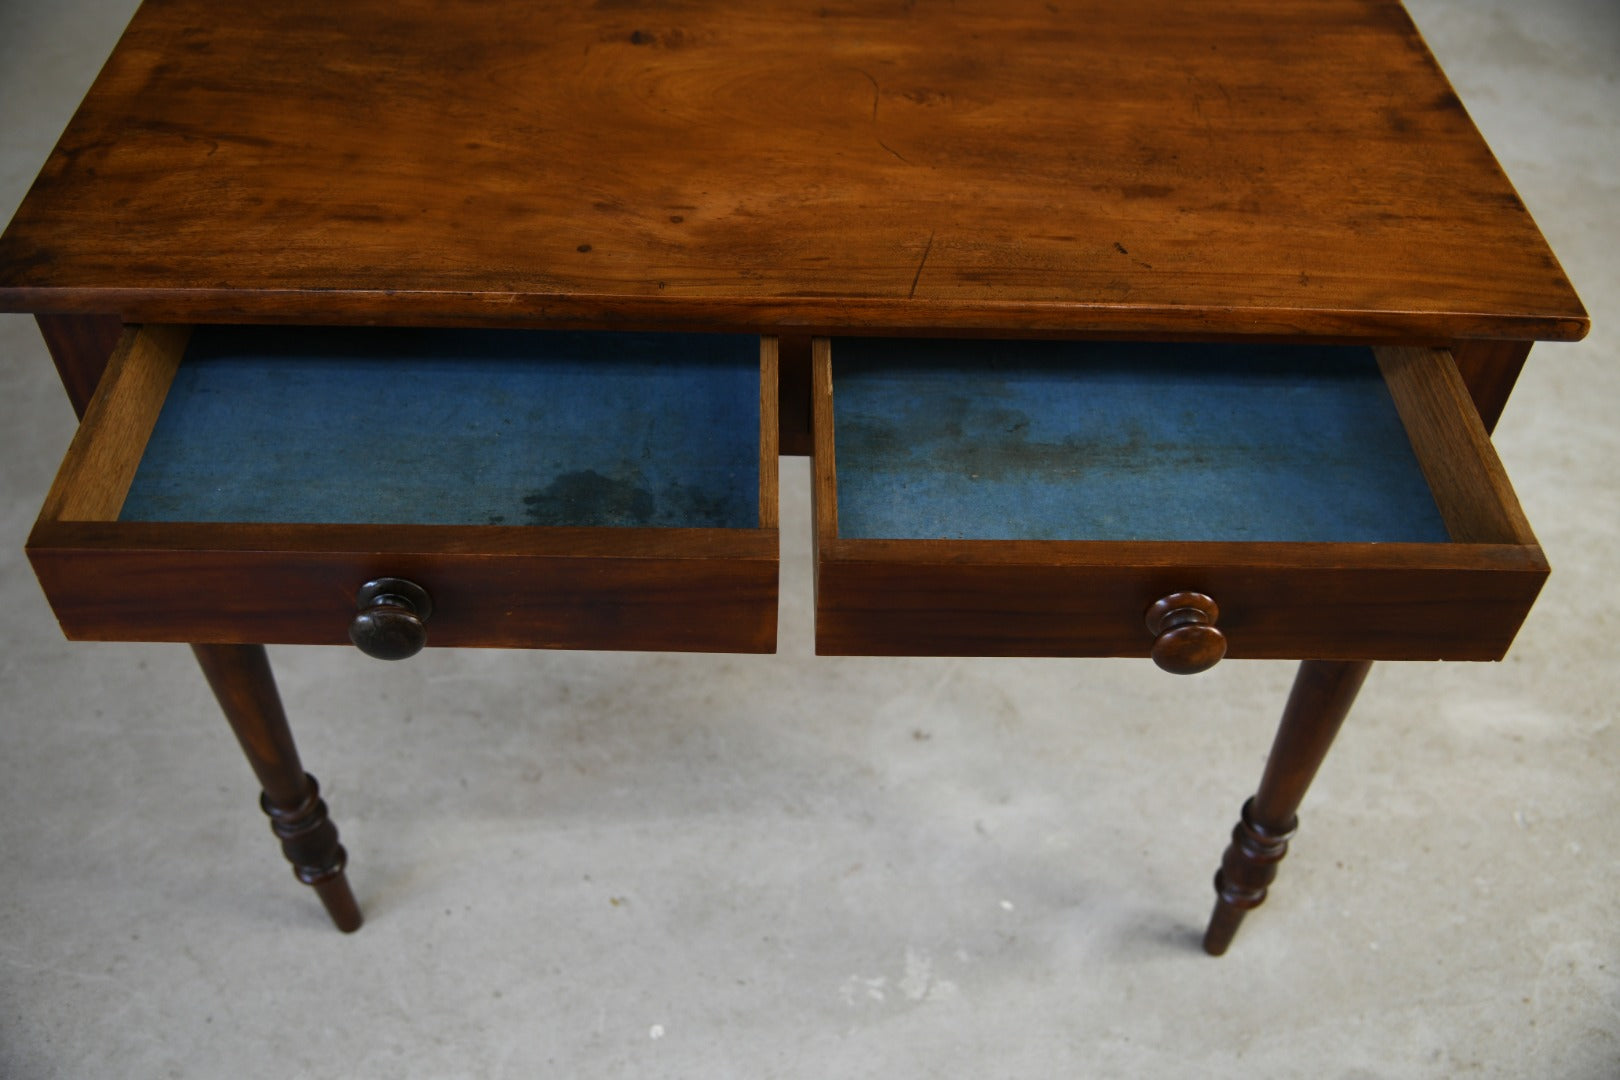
[855,68,880,122]
[878,139,910,165]
[909,230,936,298]
[577,243,592,252]
[1114,241,1129,255]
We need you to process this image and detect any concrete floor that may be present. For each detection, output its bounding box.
[1,1,1616,1077]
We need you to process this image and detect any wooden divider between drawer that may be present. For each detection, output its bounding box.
[759,335,780,528]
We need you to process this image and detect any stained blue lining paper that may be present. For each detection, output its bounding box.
[119,327,761,529]
[832,339,1450,543]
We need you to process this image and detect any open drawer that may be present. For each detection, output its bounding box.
[28,325,779,654]
[812,338,1546,667]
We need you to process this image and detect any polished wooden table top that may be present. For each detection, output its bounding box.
[0,0,1586,342]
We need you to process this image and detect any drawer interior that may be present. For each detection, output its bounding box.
[830,339,1451,544]
[31,324,781,651]
[812,336,1544,661]
[116,326,769,530]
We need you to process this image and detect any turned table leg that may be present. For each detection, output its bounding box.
[191,644,362,932]
[1203,659,1371,956]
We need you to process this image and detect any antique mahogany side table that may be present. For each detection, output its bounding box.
[0,0,1585,955]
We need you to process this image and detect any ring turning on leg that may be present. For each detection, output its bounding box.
[192,644,363,932]
[1203,659,1371,956]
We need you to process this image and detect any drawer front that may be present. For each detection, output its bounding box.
[29,325,780,653]
[812,338,1547,663]
[814,544,1545,661]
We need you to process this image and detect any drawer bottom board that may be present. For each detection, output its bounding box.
[118,326,763,530]
[831,339,1450,544]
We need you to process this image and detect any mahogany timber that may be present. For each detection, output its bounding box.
[1203,660,1373,956]
[0,0,1586,344]
[27,327,781,653]
[814,549,1545,660]
[1375,347,1537,545]
[1200,349,1536,954]
[35,314,123,416]
[777,336,813,457]
[811,337,839,545]
[36,325,191,524]
[30,522,780,651]
[192,643,362,932]
[1451,340,1534,433]
[811,341,1548,661]
[36,318,361,933]
[348,577,434,661]
[3,0,1584,951]
[1144,592,1226,675]
[759,337,782,525]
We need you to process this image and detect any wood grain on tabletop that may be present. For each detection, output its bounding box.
[0,0,1587,341]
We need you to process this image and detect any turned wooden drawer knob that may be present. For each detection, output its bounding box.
[1144,592,1226,674]
[349,578,434,661]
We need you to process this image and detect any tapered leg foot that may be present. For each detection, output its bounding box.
[261,774,363,933]
[193,644,363,933]
[1202,660,1371,956]
[1202,798,1296,955]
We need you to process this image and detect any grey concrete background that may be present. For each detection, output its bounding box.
[1,1,1615,1076]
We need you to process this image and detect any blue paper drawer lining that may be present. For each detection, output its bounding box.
[831,338,1451,544]
[118,326,762,529]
